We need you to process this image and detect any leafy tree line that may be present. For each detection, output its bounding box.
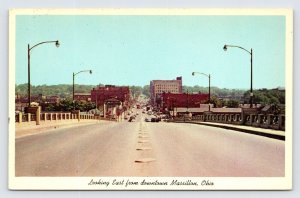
[16,84,285,106]
[182,85,246,98]
[183,86,285,107]
[244,89,285,105]
[45,99,95,112]
[15,83,148,99]
[15,84,95,98]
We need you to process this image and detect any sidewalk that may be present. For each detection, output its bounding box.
[15,119,103,138]
[174,120,285,141]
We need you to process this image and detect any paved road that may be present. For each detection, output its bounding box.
[15,114,284,177]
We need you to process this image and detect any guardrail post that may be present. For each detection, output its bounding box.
[267,114,272,126]
[18,112,22,123]
[258,114,263,125]
[230,114,234,122]
[234,114,238,122]
[225,114,228,122]
[28,113,31,122]
[250,114,254,125]
[279,115,285,130]
[36,106,41,125]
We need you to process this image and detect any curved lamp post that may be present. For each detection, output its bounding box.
[27,40,60,106]
[223,44,253,108]
[72,70,92,108]
[192,71,211,111]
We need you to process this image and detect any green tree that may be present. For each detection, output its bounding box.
[58,99,74,111]
[225,100,240,108]
[142,85,150,97]
[210,96,222,108]
[45,104,56,111]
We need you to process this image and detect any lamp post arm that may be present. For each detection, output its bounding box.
[29,40,59,51]
[192,72,210,78]
[74,70,92,76]
[192,71,211,110]
[224,45,251,55]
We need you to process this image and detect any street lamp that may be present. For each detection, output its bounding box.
[73,70,93,105]
[192,71,211,111]
[73,70,92,110]
[223,44,253,108]
[27,40,60,106]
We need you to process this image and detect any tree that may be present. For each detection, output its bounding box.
[142,85,150,97]
[58,99,74,111]
[45,104,55,111]
[245,89,285,105]
[210,96,222,108]
[225,100,240,108]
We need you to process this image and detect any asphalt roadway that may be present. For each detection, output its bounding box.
[15,113,284,177]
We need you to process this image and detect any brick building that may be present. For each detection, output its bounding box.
[15,94,61,112]
[74,93,91,102]
[158,92,209,112]
[90,85,130,109]
[150,76,183,106]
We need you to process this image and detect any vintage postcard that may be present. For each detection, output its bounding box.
[9,9,293,190]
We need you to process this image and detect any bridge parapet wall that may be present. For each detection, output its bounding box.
[176,112,285,131]
[15,110,96,126]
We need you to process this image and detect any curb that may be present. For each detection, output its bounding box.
[172,121,285,141]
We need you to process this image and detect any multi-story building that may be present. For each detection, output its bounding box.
[91,85,130,109]
[159,92,209,112]
[91,85,131,118]
[150,76,183,106]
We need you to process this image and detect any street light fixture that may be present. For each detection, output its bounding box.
[192,71,211,111]
[223,44,253,108]
[73,70,92,109]
[27,40,60,107]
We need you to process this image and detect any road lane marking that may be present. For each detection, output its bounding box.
[136,147,152,150]
[138,135,149,138]
[138,140,149,143]
[134,158,156,163]
[138,133,149,135]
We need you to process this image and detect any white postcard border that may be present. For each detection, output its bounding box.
[8,8,293,190]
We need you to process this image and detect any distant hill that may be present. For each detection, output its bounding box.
[15,84,95,98]
[15,84,149,99]
[15,84,285,104]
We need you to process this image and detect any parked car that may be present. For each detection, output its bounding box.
[150,117,160,122]
[128,116,135,122]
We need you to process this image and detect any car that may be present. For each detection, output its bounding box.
[128,116,135,122]
[151,117,160,122]
[151,118,156,122]
[145,117,151,122]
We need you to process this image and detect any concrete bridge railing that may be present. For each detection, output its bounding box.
[15,110,96,125]
[180,113,285,131]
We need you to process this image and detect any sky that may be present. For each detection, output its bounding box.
[15,14,286,89]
